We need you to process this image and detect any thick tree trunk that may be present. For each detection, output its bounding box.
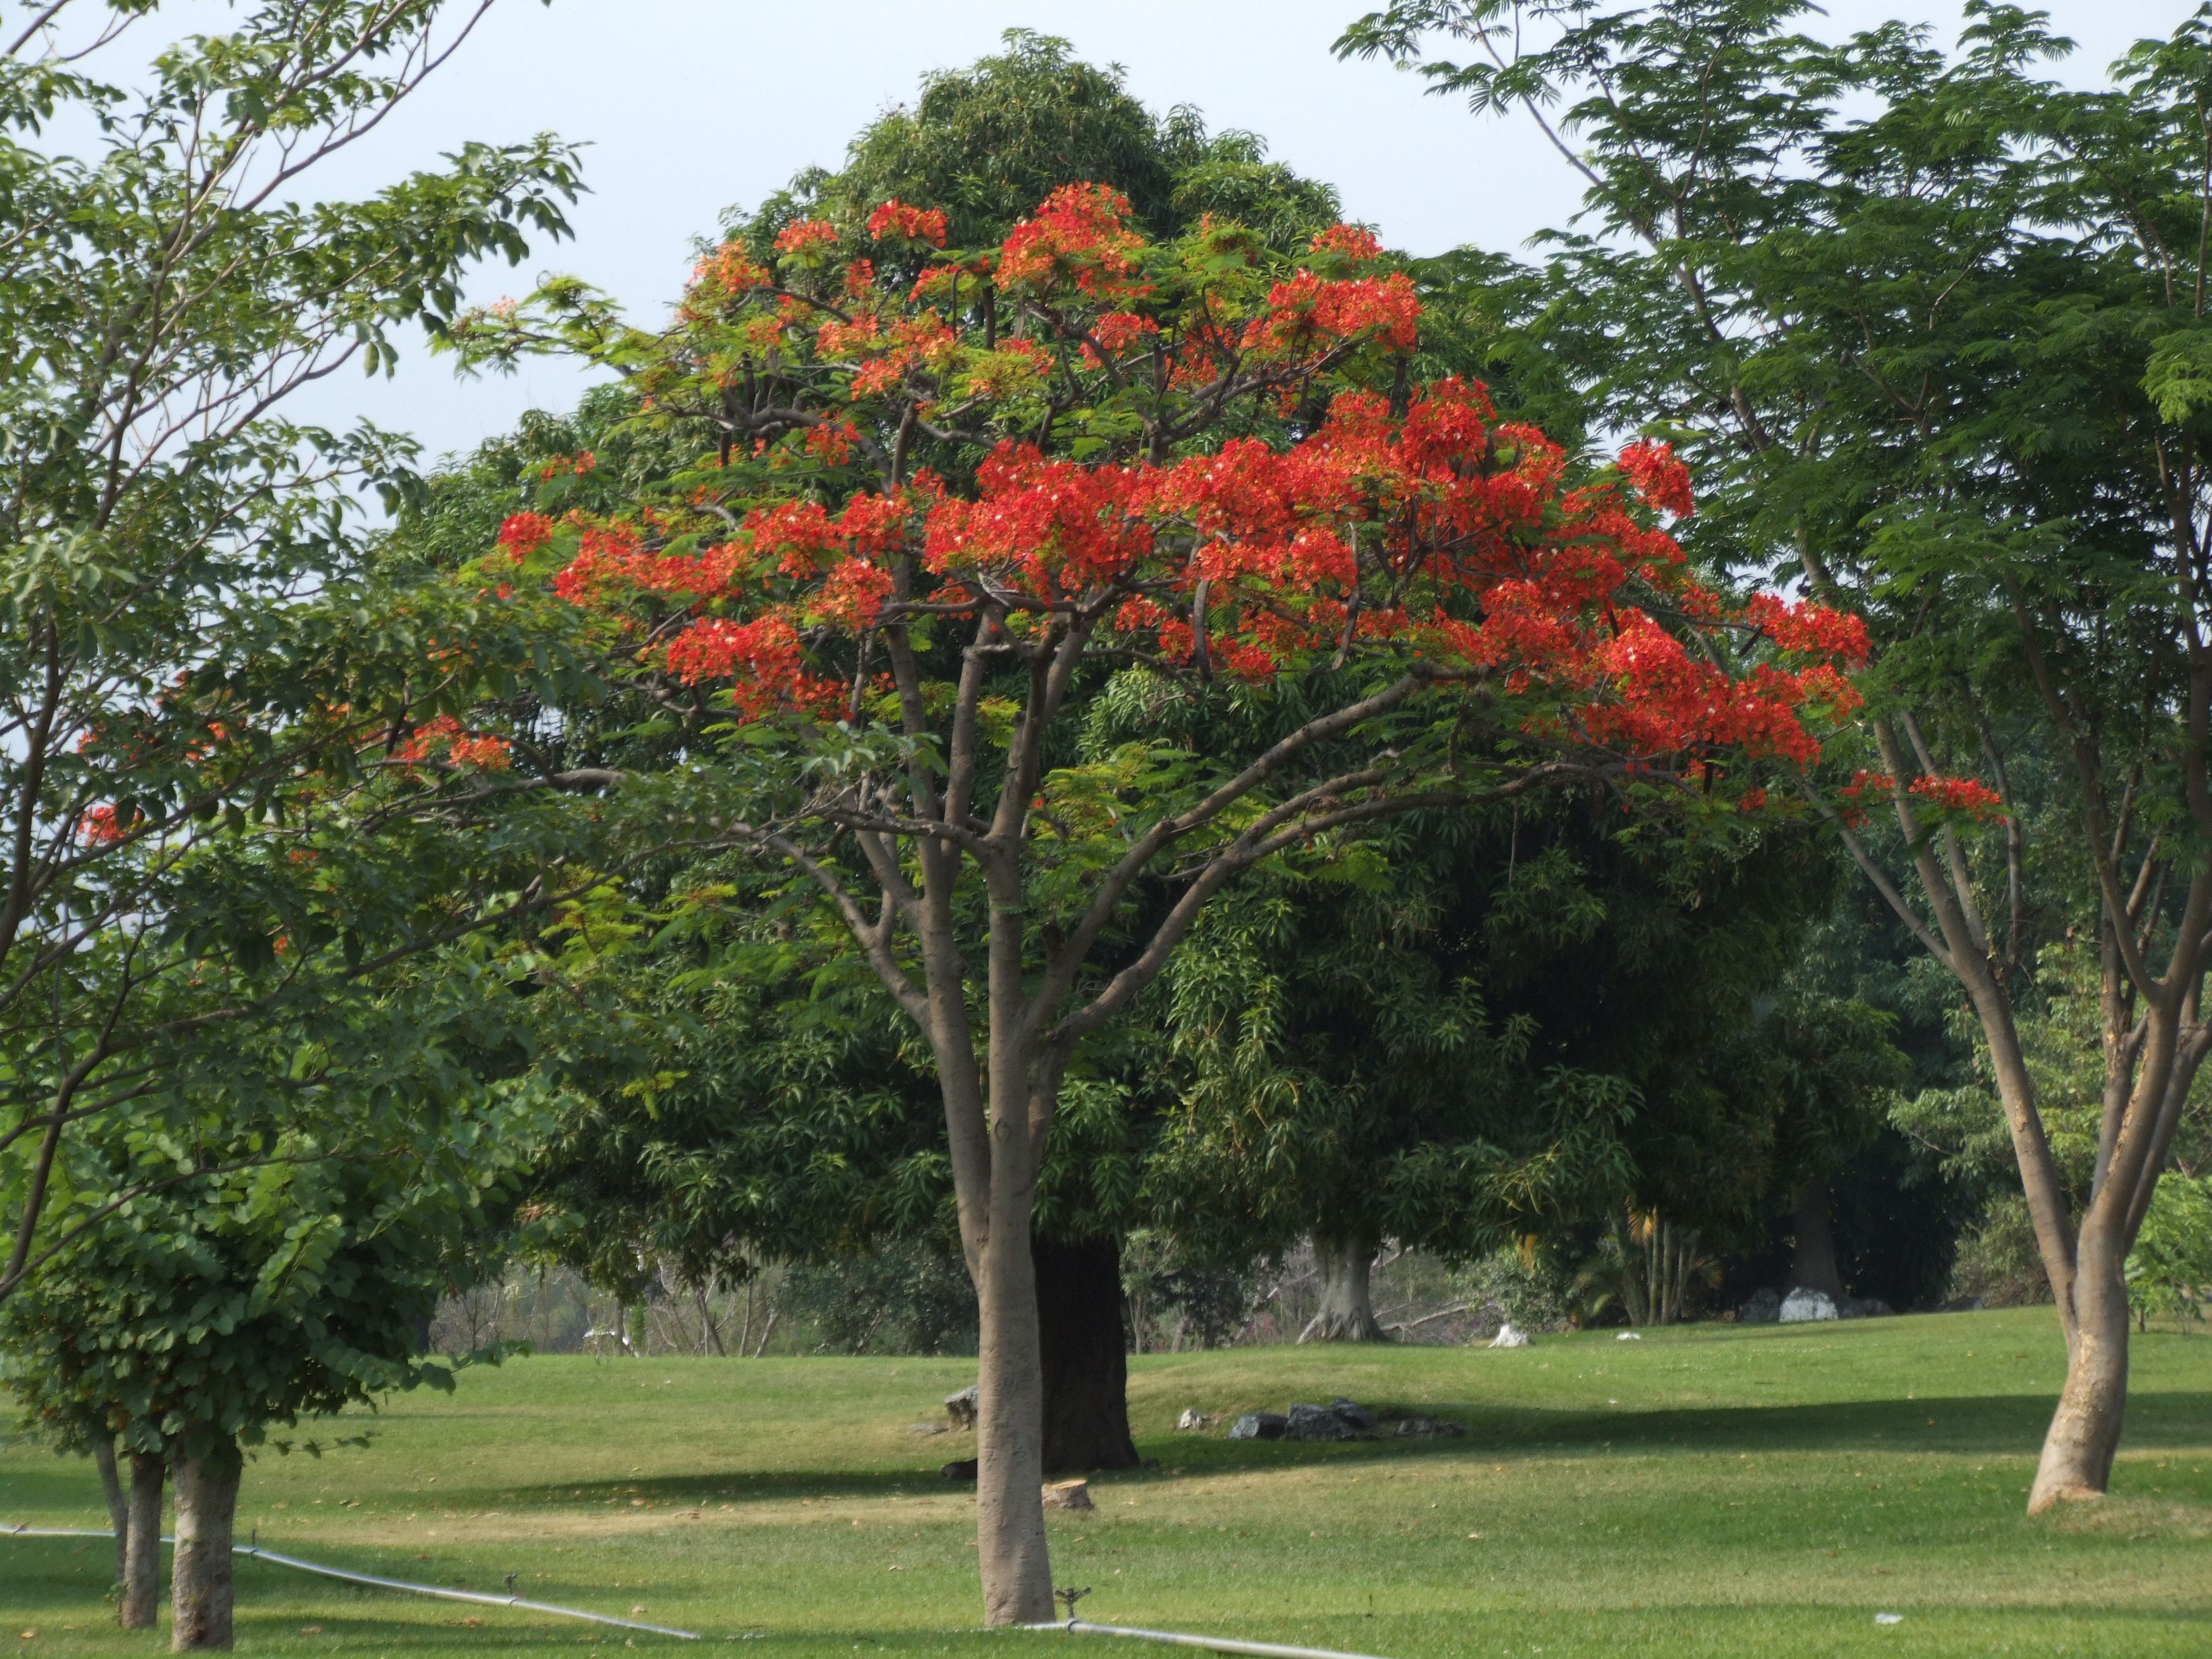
[122,1449,165,1631]
[2029,1223,2131,1512]
[1787,1182,1845,1300]
[171,1440,240,1651]
[93,1438,127,1587]
[1034,1232,1138,1473]
[973,1205,1053,1626]
[1299,1233,1386,1343]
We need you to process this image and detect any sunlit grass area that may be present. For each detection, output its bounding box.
[4,1308,2209,1656]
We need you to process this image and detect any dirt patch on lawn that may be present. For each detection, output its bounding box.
[268,1493,981,1550]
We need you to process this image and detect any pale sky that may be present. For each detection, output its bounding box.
[100,0,2200,467]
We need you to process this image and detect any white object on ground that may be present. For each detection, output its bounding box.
[3,1525,697,1640]
[1874,1613,1904,1625]
[1617,1332,1642,1341]
[1488,1324,1532,1348]
[1778,1287,1839,1323]
[1033,1617,1395,1659]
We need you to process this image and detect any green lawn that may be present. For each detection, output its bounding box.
[3,1308,2208,1656]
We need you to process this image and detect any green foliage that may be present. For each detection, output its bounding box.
[1340,0,2212,1318]
[777,1239,978,1356]
[0,1,592,1299]
[517,857,955,1298]
[1456,1243,1575,1330]
[0,953,554,1463]
[1120,1229,1264,1350]
[1145,795,1894,1265]
[749,29,1339,253]
[2128,1174,2212,1328]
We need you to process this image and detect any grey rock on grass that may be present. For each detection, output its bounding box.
[1779,1288,1839,1324]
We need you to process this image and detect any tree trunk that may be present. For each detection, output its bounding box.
[171,1439,240,1651]
[1034,1233,1138,1473]
[92,1438,127,1587]
[973,1200,1053,1625]
[1788,1182,1846,1299]
[2029,1222,2131,1512]
[1299,1233,1386,1342]
[122,1449,165,1631]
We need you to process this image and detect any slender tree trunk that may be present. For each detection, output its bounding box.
[973,1193,1052,1625]
[93,1438,127,1587]
[1034,1232,1138,1473]
[1299,1233,1386,1342]
[122,1449,164,1631]
[2031,1225,2131,1511]
[1788,1182,1845,1300]
[170,1439,240,1651]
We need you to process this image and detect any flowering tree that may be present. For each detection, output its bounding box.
[462,185,1863,1622]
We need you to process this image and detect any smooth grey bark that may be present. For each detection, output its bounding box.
[2031,1231,2131,1506]
[92,1438,127,1586]
[1847,713,2202,1512]
[122,1449,164,1631]
[1299,1233,1386,1343]
[972,1176,1052,1626]
[171,1440,240,1651]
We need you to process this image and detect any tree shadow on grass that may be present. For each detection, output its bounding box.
[1129,1389,2212,1480]
[395,1386,2212,1510]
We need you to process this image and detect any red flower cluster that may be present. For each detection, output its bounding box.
[1310,223,1384,261]
[517,185,1883,781]
[996,183,1145,296]
[498,512,555,561]
[553,524,745,604]
[691,241,769,296]
[774,218,839,257]
[847,312,959,399]
[868,199,949,247]
[1745,593,1871,665]
[80,803,132,844]
[1909,774,2005,817]
[665,615,844,719]
[396,715,512,772]
[927,443,1155,590]
[1618,439,1695,519]
[1244,270,1419,356]
[1081,309,1162,367]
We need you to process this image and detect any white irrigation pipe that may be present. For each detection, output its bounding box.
[1030,1618,1395,1659]
[16,1525,1377,1656]
[4,1525,698,1641]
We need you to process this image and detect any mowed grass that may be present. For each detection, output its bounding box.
[4,1308,2210,1657]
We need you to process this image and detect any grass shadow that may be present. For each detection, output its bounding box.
[1122,1390,2212,1480]
[405,1387,2212,1508]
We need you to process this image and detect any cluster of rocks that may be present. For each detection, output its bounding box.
[1222,1396,1463,1441]
[1736,1287,1896,1324]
